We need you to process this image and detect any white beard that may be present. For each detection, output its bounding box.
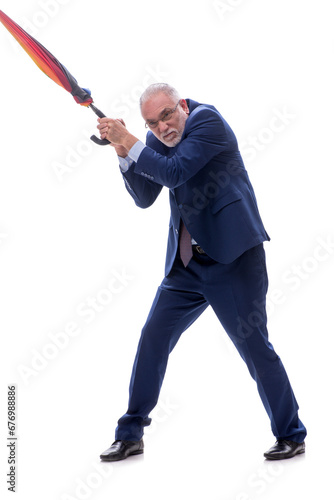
[160,129,182,147]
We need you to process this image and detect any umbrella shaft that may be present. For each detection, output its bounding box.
[90,103,106,119]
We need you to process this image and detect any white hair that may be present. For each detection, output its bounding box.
[139,83,180,108]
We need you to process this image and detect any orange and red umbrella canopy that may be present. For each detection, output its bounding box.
[0,9,109,145]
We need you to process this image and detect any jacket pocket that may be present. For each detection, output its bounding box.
[211,189,242,214]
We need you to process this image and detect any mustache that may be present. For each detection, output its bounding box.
[162,129,178,139]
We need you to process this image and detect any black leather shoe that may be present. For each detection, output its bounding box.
[264,440,305,460]
[100,439,144,462]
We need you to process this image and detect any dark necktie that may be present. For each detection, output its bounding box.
[179,221,193,267]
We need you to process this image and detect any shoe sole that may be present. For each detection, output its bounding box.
[100,449,144,462]
[264,448,305,460]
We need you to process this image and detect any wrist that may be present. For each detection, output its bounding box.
[114,145,128,157]
[122,133,139,152]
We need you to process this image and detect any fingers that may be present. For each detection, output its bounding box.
[97,118,126,129]
[97,118,112,140]
[97,117,125,139]
[97,118,126,141]
[97,117,110,129]
[97,118,116,140]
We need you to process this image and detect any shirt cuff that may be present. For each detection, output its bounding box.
[118,155,134,172]
[128,140,146,162]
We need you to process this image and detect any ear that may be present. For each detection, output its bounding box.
[179,99,189,114]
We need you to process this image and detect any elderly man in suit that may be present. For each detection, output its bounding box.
[97,83,306,462]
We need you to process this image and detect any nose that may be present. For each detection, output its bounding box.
[157,120,169,134]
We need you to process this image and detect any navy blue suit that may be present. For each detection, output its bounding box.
[115,99,306,443]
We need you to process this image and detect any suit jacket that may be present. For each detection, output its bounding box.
[122,99,270,276]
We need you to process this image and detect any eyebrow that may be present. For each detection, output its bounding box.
[147,106,173,123]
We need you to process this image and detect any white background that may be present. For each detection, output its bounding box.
[0,0,333,499]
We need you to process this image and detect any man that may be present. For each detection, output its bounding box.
[97,83,307,462]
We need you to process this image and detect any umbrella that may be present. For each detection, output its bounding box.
[0,9,109,146]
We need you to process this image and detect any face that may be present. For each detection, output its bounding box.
[141,92,189,147]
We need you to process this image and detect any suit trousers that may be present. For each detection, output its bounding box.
[115,244,307,443]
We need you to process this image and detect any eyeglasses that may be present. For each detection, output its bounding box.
[145,100,180,129]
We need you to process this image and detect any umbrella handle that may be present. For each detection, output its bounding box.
[89,103,111,146]
[90,134,110,146]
